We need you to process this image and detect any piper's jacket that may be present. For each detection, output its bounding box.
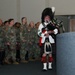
[38,22,58,46]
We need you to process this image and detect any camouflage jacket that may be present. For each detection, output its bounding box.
[0,26,5,51]
[6,26,16,44]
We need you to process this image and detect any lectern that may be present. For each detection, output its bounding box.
[56,32,75,75]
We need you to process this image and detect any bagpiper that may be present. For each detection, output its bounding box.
[38,7,58,70]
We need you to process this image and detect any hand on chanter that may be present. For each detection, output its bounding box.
[48,30,54,34]
[44,33,49,37]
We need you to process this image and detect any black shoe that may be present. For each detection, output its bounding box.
[42,69,47,71]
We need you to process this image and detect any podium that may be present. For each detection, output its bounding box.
[56,32,75,75]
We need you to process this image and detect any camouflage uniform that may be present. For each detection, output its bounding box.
[15,26,21,61]
[3,25,9,57]
[5,26,16,62]
[0,25,5,64]
[20,24,28,61]
[28,27,38,59]
[34,28,41,59]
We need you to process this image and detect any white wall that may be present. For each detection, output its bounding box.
[1,0,75,23]
[0,0,46,23]
[49,0,75,15]
[20,0,45,23]
[0,0,17,22]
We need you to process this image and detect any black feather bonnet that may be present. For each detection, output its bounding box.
[41,7,54,23]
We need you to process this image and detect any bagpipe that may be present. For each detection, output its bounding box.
[42,18,65,34]
[52,18,65,33]
[42,21,56,39]
[42,21,56,32]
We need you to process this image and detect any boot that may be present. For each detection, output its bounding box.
[4,59,11,64]
[13,61,19,64]
[48,62,52,69]
[25,51,29,61]
[21,60,28,63]
[43,63,47,70]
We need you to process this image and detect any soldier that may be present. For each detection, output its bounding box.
[3,20,9,32]
[35,22,41,29]
[0,19,5,65]
[38,7,58,70]
[34,22,41,60]
[3,20,10,64]
[14,22,21,63]
[5,19,19,64]
[20,17,29,63]
[28,21,37,60]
